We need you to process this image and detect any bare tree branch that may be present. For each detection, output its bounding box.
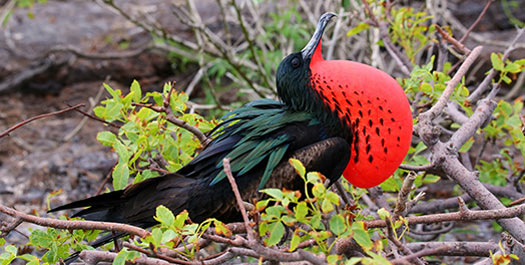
[365,203,525,228]
[0,104,85,138]
[0,203,150,238]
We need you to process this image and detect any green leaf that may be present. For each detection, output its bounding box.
[501,74,512,84]
[504,62,521,73]
[500,101,513,116]
[104,83,120,99]
[329,214,346,236]
[256,199,270,211]
[151,228,163,247]
[265,221,285,247]
[289,158,305,178]
[214,220,232,237]
[96,131,117,146]
[113,141,130,162]
[104,101,124,121]
[294,202,308,221]
[112,162,130,190]
[365,250,392,264]
[321,198,334,213]
[281,215,296,226]
[326,192,340,205]
[266,205,285,218]
[352,221,373,251]
[377,208,391,220]
[174,210,188,229]
[310,213,324,229]
[161,230,177,244]
[93,106,105,118]
[261,188,284,201]
[289,229,301,252]
[4,245,16,255]
[18,254,39,265]
[113,250,139,265]
[130,80,142,103]
[491,53,504,71]
[327,255,341,264]
[459,137,475,153]
[347,22,370,37]
[155,205,175,227]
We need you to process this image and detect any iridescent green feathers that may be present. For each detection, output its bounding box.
[186,99,318,190]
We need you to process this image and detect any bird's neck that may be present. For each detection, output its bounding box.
[283,71,354,142]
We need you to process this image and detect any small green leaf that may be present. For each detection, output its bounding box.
[311,213,324,229]
[104,83,120,99]
[501,74,512,84]
[281,215,296,226]
[504,62,521,73]
[151,228,162,247]
[327,254,341,264]
[93,106,105,118]
[174,210,188,228]
[265,221,284,247]
[96,131,117,146]
[321,199,334,213]
[113,141,130,162]
[491,53,504,71]
[161,230,177,244]
[329,214,346,236]
[261,188,284,201]
[377,208,391,220]
[256,199,270,211]
[155,205,175,226]
[4,245,16,255]
[352,221,373,251]
[459,137,475,153]
[326,192,340,205]
[500,101,513,116]
[113,250,139,265]
[214,220,232,237]
[130,80,142,102]
[112,162,129,190]
[347,22,370,37]
[289,229,301,252]
[289,158,305,178]
[294,202,308,221]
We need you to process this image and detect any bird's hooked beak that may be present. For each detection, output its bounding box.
[301,12,337,61]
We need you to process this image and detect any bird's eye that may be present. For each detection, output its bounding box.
[291,57,301,68]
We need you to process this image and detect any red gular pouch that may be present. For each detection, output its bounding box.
[308,41,413,188]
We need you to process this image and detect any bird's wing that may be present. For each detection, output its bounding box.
[177,99,321,190]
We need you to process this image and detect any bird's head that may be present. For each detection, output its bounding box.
[276,13,413,188]
[276,13,336,112]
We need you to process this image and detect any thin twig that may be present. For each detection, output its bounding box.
[0,203,150,238]
[65,77,112,141]
[71,106,121,129]
[436,24,471,54]
[365,203,525,228]
[222,158,254,242]
[391,245,451,264]
[458,0,495,44]
[0,104,85,138]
